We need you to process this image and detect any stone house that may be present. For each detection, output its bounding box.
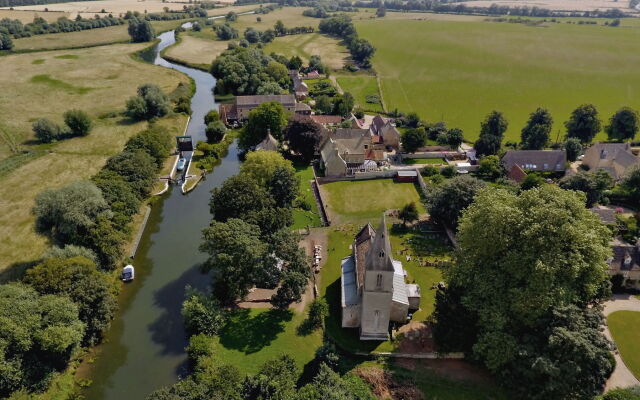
[370,115,401,150]
[219,94,311,125]
[502,150,567,172]
[608,238,640,290]
[341,215,420,340]
[582,142,640,181]
[319,128,387,177]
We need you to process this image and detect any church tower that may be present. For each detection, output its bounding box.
[359,214,395,340]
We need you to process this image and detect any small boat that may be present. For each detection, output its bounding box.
[176,157,186,171]
[121,265,135,282]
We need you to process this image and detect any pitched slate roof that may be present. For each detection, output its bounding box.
[583,142,640,180]
[502,150,566,172]
[610,239,640,272]
[235,94,296,108]
[310,115,343,125]
[590,206,617,225]
[255,133,279,152]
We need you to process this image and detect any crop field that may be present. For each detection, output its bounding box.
[164,33,228,69]
[458,0,638,12]
[356,17,640,142]
[0,43,189,274]
[231,6,321,32]
[336,74,384,112]
[0,9,69,22]
[264,33,348,70]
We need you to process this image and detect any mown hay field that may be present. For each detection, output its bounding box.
[264,33,348,69]
[356,17,640,142]
[0,9,69,22]
[164,33,228,69]
[0,43,189,274]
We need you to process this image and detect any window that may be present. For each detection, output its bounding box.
[543,163,549,170]
[374,310,381,329]
[376,273,383,288]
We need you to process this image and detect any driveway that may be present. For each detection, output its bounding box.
[604,294,640,391]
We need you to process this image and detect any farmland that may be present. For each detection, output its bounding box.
[264,33,348,70]
[335,74,384,112]
[163,33,228,69]
[356,16,640,142]
[0,43,189,275]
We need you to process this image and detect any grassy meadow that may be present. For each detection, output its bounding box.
[335,74,384,112]
[355,16,640,142]
[0,43,189,275]
[264,33,348,70]
[164,33,228,70]
[608,310,640,380]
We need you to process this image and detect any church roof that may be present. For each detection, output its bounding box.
[256,133,279,152]
[365,214,395,272]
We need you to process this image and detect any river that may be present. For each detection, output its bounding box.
[82,24,241,400]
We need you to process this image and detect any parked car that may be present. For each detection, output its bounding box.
[177,157,186,171]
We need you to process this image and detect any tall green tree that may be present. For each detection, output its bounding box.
[104,150,158,199]
[565,104,601,144]
[128,17,155,42]
[426,175,486,227]
[399,202,419,225]
[269,166,299,208]
[240,151,293,187]
[563,137,583,162]
[520,107,553,150]
[283,115,323,163]
[240,101,288,149]
[401,127,427,153]
[448,186,611,373]
[125,83,170,120]
[559,169,613,207]
[475,110,508,156]
[24,256,117,345]
[124,126,173,167]
[620,166,640,206]
[606,107,639,141]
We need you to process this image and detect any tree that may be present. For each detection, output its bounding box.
[475,111,508,156]
[32,118,60,143]
[315,95,333,114]
[564,137,583,162]
[0,32,14,50]
[283,115,323,162]
[348,38,376,65]
[332,92,355,117]
[126,83,170,120]
[124,126,173,167]
[520,107,553,150]
[226,11,237,21]
[128,17,155,42]
[34,180,110,244]
[287,55,303,70]
[477,155,503,181]
[606,107,639,141]
[24,256,117,345]
[204,109,220,125]
[243,27,260,43]
[191,21,201,32]
[240,150,293,187]
[620,166,640,205]
[405,112,421,129]
[309,55,325,74]
[216,23,239,40]
[105,150,158,199]
[181,287,227,335]
[265,61,290,87]
[92,169,141,216]
[559,169,613,207]
[402,127,427,153]
[241,101,288,149]
[200,219,271,303]
[297,364,375,400]
[565,104,601,144]
[243,355,298,399]
[205,121,226,143]
[376,4,386,17]
[0,283,84,397]
[398,202,419,225]
[599,387,640,400]
[449,186,611,375]
[445,127,464,149]
[43,244,98,266]
[269,166,299,208]
[63,109,92,137]
[426,175,486,227]
[274,20,286,36]
[86,215,126,269]
[270,271,307,309]
[307,298,328,329]
[520,173,545,190]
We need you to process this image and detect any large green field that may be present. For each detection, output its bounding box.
[355,17,640,142]
[608,310,640,380]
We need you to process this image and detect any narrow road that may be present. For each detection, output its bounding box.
[603,294,640,391]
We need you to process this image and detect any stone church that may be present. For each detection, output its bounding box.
[340,215,421,340]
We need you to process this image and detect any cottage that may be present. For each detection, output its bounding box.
[341,215,420,340]
[289,70,309,100]
[302,70,322,80]
[502,150,566,172]
[370,115,401,150]
[219,94,308,125]
[319,128,388,177]
[582,142,640,181]
[608,238,640,290]
[507,164,527,183]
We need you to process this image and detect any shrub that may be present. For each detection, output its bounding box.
[308,298,329,329]
[63,109,92,137]
[32,118,60,143]
[182,287,227,335]
[205,121,226,143]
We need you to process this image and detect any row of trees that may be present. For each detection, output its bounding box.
[1,15,124,39]
[201,150,310,308]
[318,14,375,67]
[401,123,464,152]
[32,109,92,143]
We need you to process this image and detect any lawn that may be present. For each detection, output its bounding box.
[335,74,384,112]
[12,19,190,52]
[403,158,446,165]
[608,310,640,380]
[204,308,323,375]
[264,33,349,70]
[355,17,640,142]
[231,7,322,33]
[291,164,322,230]
[0,43,189,275]
[320,179,425,224]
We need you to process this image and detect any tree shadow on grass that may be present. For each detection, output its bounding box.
[218,308,293,354]
[0,260,39,283]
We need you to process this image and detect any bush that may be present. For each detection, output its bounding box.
[63,109,92,137]
[441,165,456,178]
[308,298,328,329]
[422,165,439,177]
[182,287,227,335]
[32,118,60,143]
[205,121,226,143]
[204,109,220,125]
[125,83,170,121]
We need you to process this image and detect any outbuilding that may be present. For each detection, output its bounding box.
[396,170,418,182]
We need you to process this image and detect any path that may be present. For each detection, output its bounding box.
[604,294,640,390]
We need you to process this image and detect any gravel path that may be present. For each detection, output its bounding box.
[604,294,640,390]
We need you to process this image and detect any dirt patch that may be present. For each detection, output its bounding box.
[394,322,436,353]
[356,366,424,400]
